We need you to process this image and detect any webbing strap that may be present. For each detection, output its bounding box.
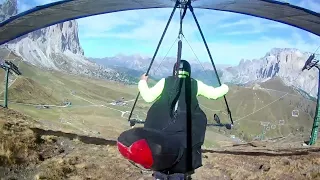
[185,76,192,172]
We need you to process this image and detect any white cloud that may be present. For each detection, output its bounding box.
[78,8,281,41]
[33,0,59,5]
[17,3,31,13]
[114,32,320,66]
[78,8,241,40]
[67,1,320,65]
[222,29,261,36]
[10,0,320,66]
[191,10,240,25]
[217,17,290,36]
[298,0,320,12]
[78,8,202,44]
[219,19,251,28]
[17,0,59,13]
[78,12,138,38]
[308,33,320,42]
[179,32,320,66]
[102,19,196,42]
[77,9,179,39]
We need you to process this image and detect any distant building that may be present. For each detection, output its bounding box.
[36,105,50,109]
[292,110,299,117]
[252,83,261,90]
[110,100,127,106]
[63,101,72,106]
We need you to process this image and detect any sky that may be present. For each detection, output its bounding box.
[13,0,320,65]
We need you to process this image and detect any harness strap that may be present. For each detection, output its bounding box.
[170,78,184,119]
[185,75,192,172]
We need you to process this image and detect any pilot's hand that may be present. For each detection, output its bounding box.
[221,84,229,93]
[141,73,148,81]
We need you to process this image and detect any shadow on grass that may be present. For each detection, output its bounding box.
[30,128,117,146]
[30,128,320,157]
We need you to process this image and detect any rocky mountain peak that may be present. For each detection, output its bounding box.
[17,20,84,56]
[221,48,318,97]
[1,0,84,69]
[0,0,134,84]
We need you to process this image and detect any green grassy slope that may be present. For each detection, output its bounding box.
[0,50,316,147]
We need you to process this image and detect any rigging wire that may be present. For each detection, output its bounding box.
[199,43,320,124]
[153,37,179,74]
[234,71,304,123]
[127,1,179,122]
[130,37,179,120]
[188,4,233,126]
[234,65,318,123]
[182,34,318,125]
[234,92,289,122]
[182,35,208,77]
[314,45,320,55]
[182,35,231,116]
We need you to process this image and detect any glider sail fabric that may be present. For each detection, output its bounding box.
[0,0,320,45]
[0,0,173,45]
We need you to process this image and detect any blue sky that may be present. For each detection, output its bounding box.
[14,0,320,65]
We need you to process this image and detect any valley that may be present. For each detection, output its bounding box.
[0,47,316,146]
[0,99,319,180]
[0,0,319,179]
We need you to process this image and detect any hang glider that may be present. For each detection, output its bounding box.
[0,0,320,45]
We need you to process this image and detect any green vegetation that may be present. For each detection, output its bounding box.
[0,56,316,146]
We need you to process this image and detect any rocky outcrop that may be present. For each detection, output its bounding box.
[0,0,17,22]
[221,48,318,97]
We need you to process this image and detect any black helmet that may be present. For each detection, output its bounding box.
[172,59,191,78]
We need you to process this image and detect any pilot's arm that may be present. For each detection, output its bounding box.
[196,80,229,99]
[138,74,165,103]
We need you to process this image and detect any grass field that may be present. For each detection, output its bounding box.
[1,107,319,180]
[0,49,317,147]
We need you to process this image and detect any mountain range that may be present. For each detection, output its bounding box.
[0,1,319,179]
[91,49,318,97]
[0,0,318,97]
